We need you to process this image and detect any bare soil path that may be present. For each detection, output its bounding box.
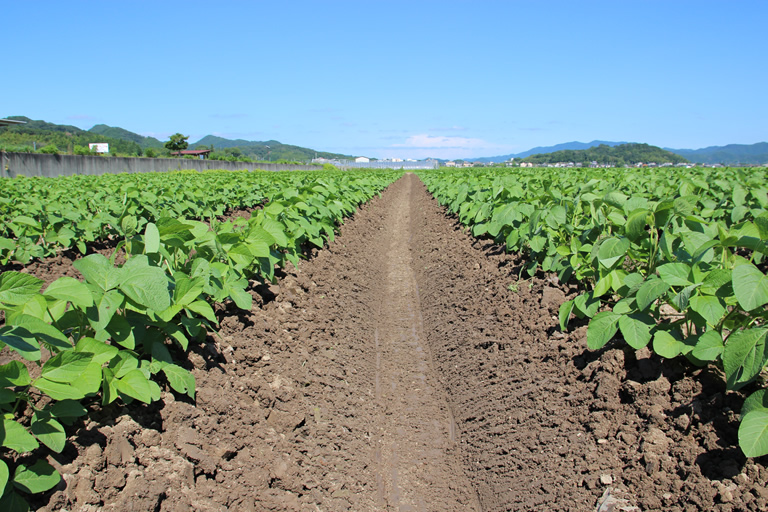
[14,173,767,511]
[368,174,480,511]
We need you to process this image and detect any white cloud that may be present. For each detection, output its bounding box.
[393,134,489,150]
[377,134,514,160]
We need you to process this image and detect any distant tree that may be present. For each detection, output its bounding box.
[38,144,59,155]
[145,148,157,158]
[225,147,243,158]
[164,133,189,153]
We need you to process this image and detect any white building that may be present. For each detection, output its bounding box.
[355,156,370,163]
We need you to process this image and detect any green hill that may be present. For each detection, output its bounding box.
[521,143,688,166]
[668,143,768,165]
[89,124,164,149]
[0,116,143,155]
[191,135,352,162]
[0,116,353,162]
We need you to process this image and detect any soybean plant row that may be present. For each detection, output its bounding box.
[418,166,768,459]
[0,169,401,509]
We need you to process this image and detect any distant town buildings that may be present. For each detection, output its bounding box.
[312,157,439,170]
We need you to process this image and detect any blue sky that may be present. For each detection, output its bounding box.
[5,1,767,159]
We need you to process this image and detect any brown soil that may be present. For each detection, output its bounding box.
[7,173,767,511]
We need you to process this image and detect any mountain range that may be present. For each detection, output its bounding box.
[0,117,352,162]
[477,140,768,165]
[664,143,768,165]
[2,116,766,165]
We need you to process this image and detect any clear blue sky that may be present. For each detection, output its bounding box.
[5,1,767,160]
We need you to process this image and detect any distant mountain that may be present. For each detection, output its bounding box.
[192,135,270,150]
[665,142,768,165]
[473,140,627,163]
[89,124,164,149]
[521,143,687,166]
[190,135,353,162]
[0,116,354,161]
[0,116,143,154]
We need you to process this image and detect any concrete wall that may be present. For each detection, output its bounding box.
[0,151,321,178]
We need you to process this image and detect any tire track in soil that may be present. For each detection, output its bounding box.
[369,174,481,511]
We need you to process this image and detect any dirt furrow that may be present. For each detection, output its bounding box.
[369,174,480,511]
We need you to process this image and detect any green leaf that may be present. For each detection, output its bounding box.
[0,490,29,512]
[528,235,546,253]
[172,276,205,307]
[603,190,628,209]
[618,313,654,349]
[40,352,93,383]
[755,212,768,240]
[0,325,41,362]
[1,418,39,453]
[0,460,8,496]
[0,389,17,404]
[225,284,252,311]
[161,364,196,399]
[723,327,768,390]
[261,218,289,246]
[144,222,160,254]
[689,295,726,326]
[593,273,613,298]
[544,205,567,230]
[701,268,732,296]
[13,460,60,494]
[653,330,685,359]
[71,361,103,397]
[121,214,138,236]
[50,400,88,420]
[607,211,626,227]
[156,217,193,237]
[186,300,217,323]
[671,284,700,312]
[43,277,93,309]
[739,410,768,458]
[558,300,574,331]
[246,224,276,249]
[31,413,66,453]
[691,330,724,362]
[74,337,118,365]
[587,311,620,350]
[119,256,170,312]
[625,209,649,241]
[597,237,629,269]
[105,314,137,350]
[573,291,600,318]
[86,289,124,332]
[0,361,31,387]
[0,272,44,306]
[619,272,644,296]
[657,263,693,287]
[636,278,670,311]
[74,254,122,291]
[11,314,71,352]
[742,390,768,417]
[161,321,189,351]
[102,367,119,405]
[116,369,153,403]
[32,378,87,401]
[732,262,768,311]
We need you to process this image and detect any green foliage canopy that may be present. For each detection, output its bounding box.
[164,133,189,153]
